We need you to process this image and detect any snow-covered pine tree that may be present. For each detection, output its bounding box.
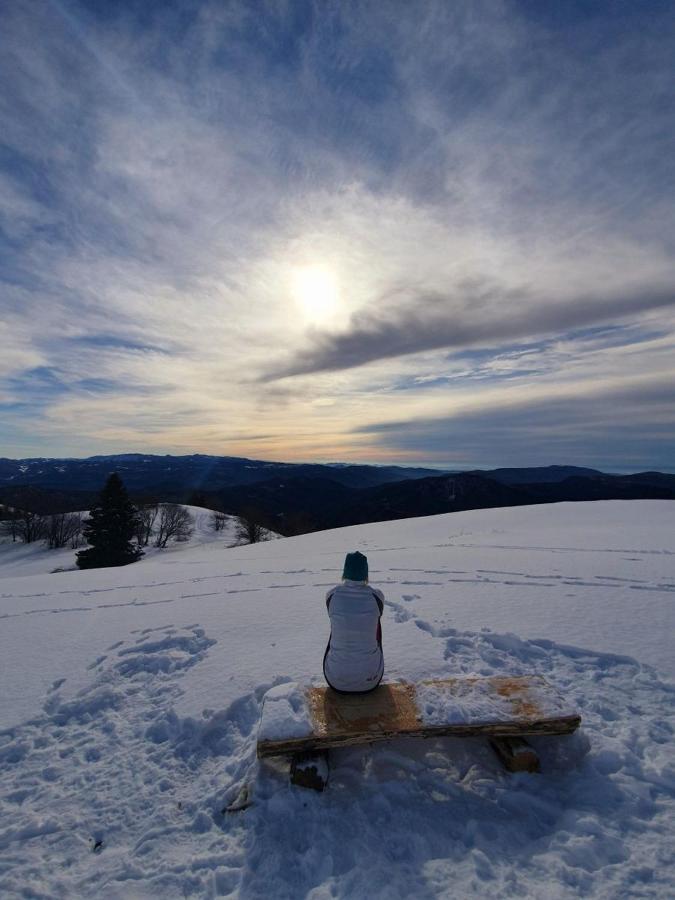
[76,473,143,569]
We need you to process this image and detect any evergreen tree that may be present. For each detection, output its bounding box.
[76,473,143,569]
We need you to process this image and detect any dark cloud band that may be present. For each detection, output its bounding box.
[265,283,675,379]
[353,374,675,471]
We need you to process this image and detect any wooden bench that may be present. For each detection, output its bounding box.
[257,675,581,789]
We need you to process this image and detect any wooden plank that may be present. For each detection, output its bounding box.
[257,676,581,758]
[258,713,579,757]
[290,751,329,791]
[490,737,540,773]
[308,683,419,736]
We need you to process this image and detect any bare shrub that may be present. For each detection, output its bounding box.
[12,509,48,544]
[235,510,266,545]
[154,504,194,548]
[135,504,159,547]
[0,508,21,542]
[210,511,229,532]
[47,512,83,549]
[70,514,85,548]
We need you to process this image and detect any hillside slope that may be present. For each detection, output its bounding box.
[0,501,673,898]
[0,506,259,578]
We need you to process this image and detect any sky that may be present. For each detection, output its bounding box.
[1,0,674,471]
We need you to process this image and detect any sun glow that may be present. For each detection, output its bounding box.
[291,265,340,325]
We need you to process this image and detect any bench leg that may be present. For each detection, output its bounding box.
[490,737,540,773]
[290,751,329,791]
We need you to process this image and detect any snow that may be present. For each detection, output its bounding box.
[0,539,78,578]
[415,675,577,727]
[257,683,313,741]
[0,505,268,578]
[0,500,673,898]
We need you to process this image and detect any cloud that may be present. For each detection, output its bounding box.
[354,373,675,471]
[1,1,674,466]
[68,334,176,354]
[263,281,675,378]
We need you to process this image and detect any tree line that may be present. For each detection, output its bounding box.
[0,508,85,548]
[0,473,269,569]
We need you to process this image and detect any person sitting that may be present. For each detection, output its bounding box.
[323,551,384,693]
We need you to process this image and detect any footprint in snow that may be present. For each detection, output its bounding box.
[383,599,413,623]
[87,655,107,670]
[114,626,216,679]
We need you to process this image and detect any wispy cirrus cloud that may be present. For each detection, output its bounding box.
[1,1,674,468]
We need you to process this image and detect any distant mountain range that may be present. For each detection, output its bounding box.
[0,454,439,492]
[1,454,674,534]
[217,468,675,533]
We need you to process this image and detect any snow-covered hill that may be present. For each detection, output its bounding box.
[0,501,673,898]
[0,505,270,578]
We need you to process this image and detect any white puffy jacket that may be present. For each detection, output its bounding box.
[323,580,384,693]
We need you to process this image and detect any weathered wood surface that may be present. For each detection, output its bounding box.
[257,675,581,758]
[290,751,329,791]
[490,737,540,773]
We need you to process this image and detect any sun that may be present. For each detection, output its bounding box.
[291,265,339,325]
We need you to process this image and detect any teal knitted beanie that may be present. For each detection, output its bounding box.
[342,551,368,581]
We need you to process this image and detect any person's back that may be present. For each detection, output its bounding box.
[323,552,384,693]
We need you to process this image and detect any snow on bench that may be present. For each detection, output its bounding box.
[257,676,581,759]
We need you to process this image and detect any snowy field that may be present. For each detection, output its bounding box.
[0,500,673,898]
